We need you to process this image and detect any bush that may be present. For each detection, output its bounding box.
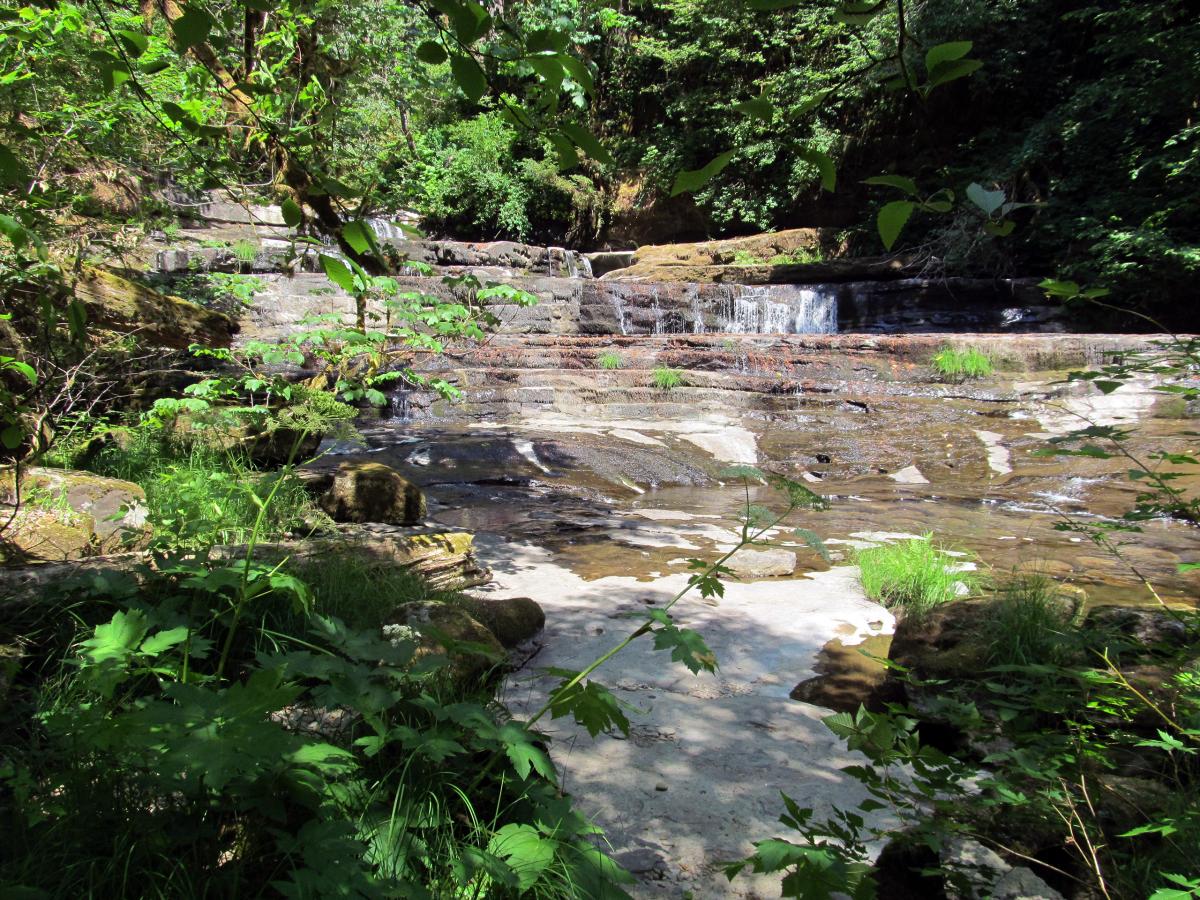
[855,534,977,617]
[931,346,994,380]
[652,367,684,390]
[89,429,322,547]
[597,351,623,370]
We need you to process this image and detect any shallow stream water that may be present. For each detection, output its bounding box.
[320,373,1196,898]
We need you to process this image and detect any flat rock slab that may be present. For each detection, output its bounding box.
[476,534,893,898]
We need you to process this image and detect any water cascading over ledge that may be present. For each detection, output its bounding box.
[580,281,838,336]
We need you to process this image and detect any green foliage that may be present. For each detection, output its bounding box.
[651,367,684,390]
[596,351,623,370]
[931,345,994,381]
[405,113,607,245]
[89,429,320,548]
[855,535,977,617]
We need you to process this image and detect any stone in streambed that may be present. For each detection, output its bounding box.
[726,547,797,578]
[386,601,505,682]
[318,462,426,525]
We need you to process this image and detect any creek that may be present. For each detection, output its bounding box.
[151,223,1198,897]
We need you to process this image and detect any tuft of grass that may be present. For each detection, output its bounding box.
[855,534,978,617]
[597,351,623,370]
[931,346,994,381]
[982,575,1079,668]
[286,555,469,631]
[230,239,259,263]
[652,367,684,390]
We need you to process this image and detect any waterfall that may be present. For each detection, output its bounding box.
[712,284,837,334]
[691,289,706,334]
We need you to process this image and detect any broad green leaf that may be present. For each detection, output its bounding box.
[320,254,356,293]
[559,55,594,94]
[171,6,213,51]
[864,174,917,195]
[487,824,555,892]
[877,200,915,250]
[140,626,190,656]
[671,150,735,197]
[924,41,972,74]
[342,220,375,256]
[797,147,836,192]
[116,29,148,58]
[560,123,614,166]
[927,58,983,88]
[984,220,1016,237]
[280,197,303,228]
[966,182,1006,217]
[733,98,775,121]
[450,53,487,102]
[81,610,149,664]
[416,40,447,65]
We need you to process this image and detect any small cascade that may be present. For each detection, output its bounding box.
[366,217,408,242]
[713,284,838,334]
[651,288,665,336]
[608,287,632,335]
[389,389,414,420]
[690,290,706,335]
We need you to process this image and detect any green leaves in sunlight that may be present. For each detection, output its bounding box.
[645,609,718,674]
[671,150,736,196]
[876,200,915,251]
[545,669,631,737]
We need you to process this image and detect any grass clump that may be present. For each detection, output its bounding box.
[982,574,1079,667]
[230,238,259,263]
[931,346,994,381]
[597,350,623,370]
[855,534,977,617]
[652,367,684,390]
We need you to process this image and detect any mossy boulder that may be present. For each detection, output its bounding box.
[70,266,236,349]
[1,467,151,563]
[385,601,505,683]
[456,596,545,648]
[318,462,426,526]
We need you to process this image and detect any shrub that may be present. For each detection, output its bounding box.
[412,113,606,244]
[652,367,684,390]
[931,346,994,380]
[597,351,623,370]
[855,534,977,617]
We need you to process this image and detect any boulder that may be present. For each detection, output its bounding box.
[942,838,1064,900]
[457,596,545,648]
[318,462,426,525]
[1083,606,1192,652]
[385,601,505,682]
[726,547,797,578]
[69,266,235,349]
[1,467,151,563]
[210,527,491,592]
